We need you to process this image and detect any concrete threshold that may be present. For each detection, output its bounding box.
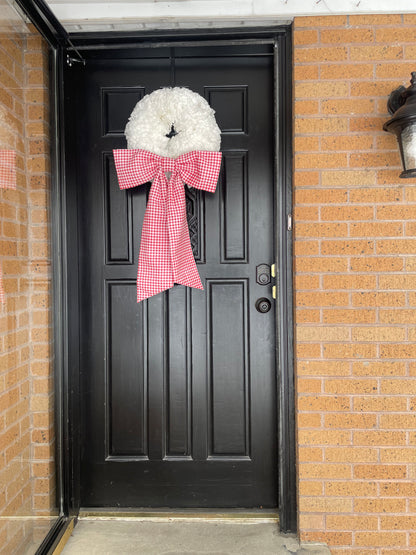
[79,507,279,524]
[62,514,331,555]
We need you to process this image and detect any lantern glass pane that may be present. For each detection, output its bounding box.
[401,122,416,171]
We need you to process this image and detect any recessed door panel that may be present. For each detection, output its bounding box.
[106,281,148,459]
[207,279,249,458]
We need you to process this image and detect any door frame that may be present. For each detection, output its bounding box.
[56,26,296,532]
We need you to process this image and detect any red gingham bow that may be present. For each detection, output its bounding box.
[113,149,222,302]
[0,150,17,303]
[0,265,4,305]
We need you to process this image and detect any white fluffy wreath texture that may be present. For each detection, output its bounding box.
[125,87,221,158]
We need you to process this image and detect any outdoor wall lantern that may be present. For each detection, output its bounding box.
[384,72,416,178]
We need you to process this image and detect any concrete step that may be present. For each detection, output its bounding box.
[61,519,331,554]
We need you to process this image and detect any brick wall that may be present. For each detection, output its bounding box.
[26,32,55,518]
[294,14,416,554]
[0,21,54,554]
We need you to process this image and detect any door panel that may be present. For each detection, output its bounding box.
[75,45,277,508]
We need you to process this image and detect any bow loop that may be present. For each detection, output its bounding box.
[113,149,161,189]
[175,151,222,192]
[113,148,222,301]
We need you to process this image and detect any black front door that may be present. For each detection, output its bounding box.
[71,43,277,508]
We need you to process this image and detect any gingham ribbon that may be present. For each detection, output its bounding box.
[113,149,222,302]
[0,264,4,304]
[0,150,17,303]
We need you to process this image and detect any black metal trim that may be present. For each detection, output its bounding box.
[8,2,78,553]
[61,26,297,533]
[50,44,75,519]
[15,0,68,47]
[49,46,63,516]
[274,26,297,534]
[17,0,71,528]
[15,0,69,512]
[61,50,83,518]
[68,26,290,48]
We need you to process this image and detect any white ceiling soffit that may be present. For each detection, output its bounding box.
[45,0,416,32]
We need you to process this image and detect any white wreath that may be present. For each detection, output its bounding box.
[125,87,221,158]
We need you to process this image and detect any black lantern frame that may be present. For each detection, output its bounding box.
[384,72,416,178]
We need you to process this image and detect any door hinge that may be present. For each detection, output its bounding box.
[66,54,86,68]
[272,285,276,299]
[271,263,276,278]
[287,213,293,232]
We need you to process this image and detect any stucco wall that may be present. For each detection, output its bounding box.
[294,14,416,554]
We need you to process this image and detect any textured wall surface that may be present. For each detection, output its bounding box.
[294,14,416,554]
[0,21,55,554]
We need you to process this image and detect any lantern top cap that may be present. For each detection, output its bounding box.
[385,71,416,118]
[403,72,416,99]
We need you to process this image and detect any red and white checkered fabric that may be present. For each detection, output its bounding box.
[0,150,17,190]
[0,264,4,304]
[0,150,17,303]
[113,149,222,302]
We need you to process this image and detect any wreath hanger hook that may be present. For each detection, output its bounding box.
[166,124,178,139]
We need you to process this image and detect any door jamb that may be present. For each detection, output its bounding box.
[58,26,296,533]
[273,31,296,534]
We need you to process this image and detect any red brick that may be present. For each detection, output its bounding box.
[295,46,348,63]
[323,275,376,290]
[354,532,407,547]
[323,309,375,324]
[299,463,352,480]
[295,257,348,272]
[350,257,403,273]
[323,343,377,359]
[325,447,378,463]
[321,240,374,256]
[298,430,351,446]
[321,28,374,44]
[297,360,351,376]
[352,292,405,307]
[295,15,348,27]
[324,379,378,395]
[354,498,406,514]
[320,63,374,80]
[295,188,348,204]
[350,188,401,203]
[321,205,374,221]
[326,515,378,530]
[354,430,407,446]
[353,362,406,377]
[354,464,407,479]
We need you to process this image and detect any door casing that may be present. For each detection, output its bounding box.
[55,26,296,532]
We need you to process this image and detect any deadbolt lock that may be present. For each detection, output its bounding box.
[256,264,271,286]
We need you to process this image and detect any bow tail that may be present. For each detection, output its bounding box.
[168,176,203,292]
[136,174,175,302]
[0,264,4,304]
[172,233,203,291]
